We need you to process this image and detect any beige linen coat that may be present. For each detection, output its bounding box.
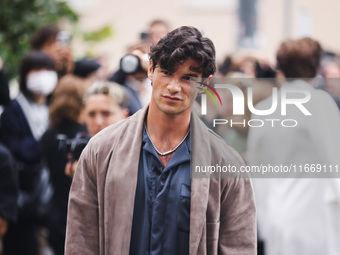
[65,107,256,255]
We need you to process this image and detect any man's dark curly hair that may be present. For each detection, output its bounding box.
[149,26,216,78]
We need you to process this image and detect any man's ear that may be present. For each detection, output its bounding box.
[197,75,213,93]
[205,75,213,85]
[148,60,154,81]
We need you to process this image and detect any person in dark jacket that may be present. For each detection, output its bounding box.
[0,143,18,238]
[0,51,57,255]
[0,57,10,106]
[41,74,88,255]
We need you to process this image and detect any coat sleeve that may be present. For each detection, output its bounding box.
[219,172,257,254]
[65,143,100,255]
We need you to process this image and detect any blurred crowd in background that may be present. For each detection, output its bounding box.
[1,18,340,255]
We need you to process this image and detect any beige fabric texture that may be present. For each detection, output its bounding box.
[65,106,256,255]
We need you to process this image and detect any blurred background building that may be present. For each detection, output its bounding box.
[65,0,340,68]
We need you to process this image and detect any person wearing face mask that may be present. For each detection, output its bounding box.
[0,51,57,255]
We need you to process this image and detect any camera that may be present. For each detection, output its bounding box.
[57,30,71,45]
[140,32,149,41]
[119,53,149,75]
[57,132,90,162]
[119,54,142,75]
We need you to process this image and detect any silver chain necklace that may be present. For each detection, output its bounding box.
[145,126,190,156]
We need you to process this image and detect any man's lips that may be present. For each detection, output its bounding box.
[163,95,182,101]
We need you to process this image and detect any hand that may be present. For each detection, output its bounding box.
[0,216,8,237]
[65,155,78,177]
[130,49,149,72]
[0,56,3,71]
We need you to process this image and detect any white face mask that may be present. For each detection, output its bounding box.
[26,70,58,95]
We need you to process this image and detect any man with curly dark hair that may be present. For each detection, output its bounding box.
[65,26,256,255]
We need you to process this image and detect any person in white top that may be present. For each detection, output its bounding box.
[247,38,340,255]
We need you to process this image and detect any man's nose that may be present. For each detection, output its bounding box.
[167,78,181,93]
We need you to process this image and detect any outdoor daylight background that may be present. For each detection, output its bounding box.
[1,0,340,255]
[2,0,340,82]
[68,0,340,72]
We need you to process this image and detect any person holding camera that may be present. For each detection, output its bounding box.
[65,26,256,255]
[64,81,129,177]
[111,20,169,116]
[111,42,151,116]
[41,74,89,255]
[31,25,74,78]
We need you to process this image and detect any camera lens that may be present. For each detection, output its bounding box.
[57,30,71,45]
[120,54,140,74]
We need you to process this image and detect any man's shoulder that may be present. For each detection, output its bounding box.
[193,118,249,184]
[192,113,245,167]
[207,128,245,166]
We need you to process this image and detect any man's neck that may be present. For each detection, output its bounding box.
[146,104,190,140]
[146,103,190,168]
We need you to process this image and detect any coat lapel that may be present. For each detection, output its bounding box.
[190,112,211,255]
[104,107,148,254]
[104,108,211,254]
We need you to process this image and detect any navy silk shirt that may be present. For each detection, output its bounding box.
[129,127,191,255]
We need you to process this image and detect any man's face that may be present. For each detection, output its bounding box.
[148,58,206,117]
[84,94,128,136]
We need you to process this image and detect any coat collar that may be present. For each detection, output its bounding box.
[190,111,212,254]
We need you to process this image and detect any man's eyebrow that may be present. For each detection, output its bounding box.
[184,73,199,77]
[157,67,172,72]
